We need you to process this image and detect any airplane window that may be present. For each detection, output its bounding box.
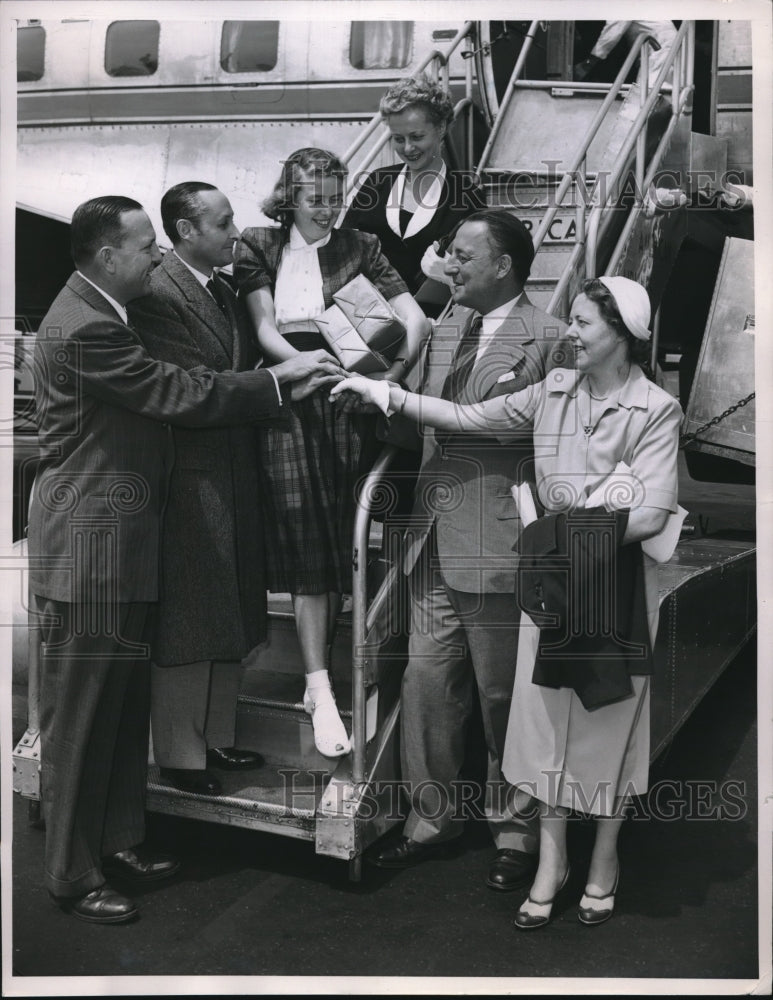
[105,20,159,77]
[221,21,279,73]
[350,21,414,69]
[17,25,45,82]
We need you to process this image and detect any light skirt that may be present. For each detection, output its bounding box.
[502,611,651,817]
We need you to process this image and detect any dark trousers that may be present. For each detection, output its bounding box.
[35,596,152,898]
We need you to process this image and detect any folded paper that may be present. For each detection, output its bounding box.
[315,274,406,375]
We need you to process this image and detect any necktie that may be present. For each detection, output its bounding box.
[206,276,227,314]
[440,315,483,402]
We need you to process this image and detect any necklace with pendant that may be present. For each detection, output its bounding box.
[583,385,608,437]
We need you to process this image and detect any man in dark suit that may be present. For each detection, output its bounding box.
[370,211,570,891]
[128,182,267,795]
[29,195,341,923]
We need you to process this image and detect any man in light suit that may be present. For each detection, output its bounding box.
[128,182,267,795]
[29,195,341,923]
[371,210,570,890]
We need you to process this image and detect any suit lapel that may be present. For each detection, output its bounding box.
[162,253,235,361]
[469,295,539,400]
[68,272,127,324]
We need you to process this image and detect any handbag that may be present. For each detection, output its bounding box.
[315,274,406,375]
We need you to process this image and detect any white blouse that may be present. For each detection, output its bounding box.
[273,224,331,325]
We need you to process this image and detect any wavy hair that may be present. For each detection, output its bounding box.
[379,75,454,127]
[261,148,348,239]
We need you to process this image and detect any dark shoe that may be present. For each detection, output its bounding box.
[487,848,539,892]
[102,847,181,884]
[52,885,138,924]
[578,866,620,926]
[159,766,223,796]
[368,835,452,870]
[514,867,571,931]
[206,746,264,770]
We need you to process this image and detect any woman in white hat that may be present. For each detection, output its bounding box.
[331,275,682,928]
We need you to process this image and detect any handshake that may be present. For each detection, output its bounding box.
[269,350,346,401]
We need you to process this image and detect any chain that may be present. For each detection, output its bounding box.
[461,22,546,60]
[680,392,756,448]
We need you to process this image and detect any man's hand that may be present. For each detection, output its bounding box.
[290,370,345,401]
[271,350,345,384]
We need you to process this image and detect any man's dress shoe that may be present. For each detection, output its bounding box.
[159,766,223,796]
[102,847,181,884]
[51,885,138,924]
[368,835,452,869]
[486,848,539,892]
[206,746,263,770]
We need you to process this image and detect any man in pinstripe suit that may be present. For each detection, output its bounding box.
[29,195,342,923]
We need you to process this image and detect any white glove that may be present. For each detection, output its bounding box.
[420,242,455,287]
[329,375,391,415]
[720,184,753,209]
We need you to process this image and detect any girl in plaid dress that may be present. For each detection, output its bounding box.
[234,148,429,757]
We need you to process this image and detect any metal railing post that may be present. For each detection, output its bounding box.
[636,46,649,204]
[562,22,692,288]
[476,21,541,172]
[651,307,661,372]
[350,447,398,785]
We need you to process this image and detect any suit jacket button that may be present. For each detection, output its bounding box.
[215,354,226,366]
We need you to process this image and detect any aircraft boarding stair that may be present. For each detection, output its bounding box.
[477,23,697,317]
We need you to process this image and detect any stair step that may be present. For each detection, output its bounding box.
[236,668,352,770]
[486,86,631,175]
[146,761,336,838]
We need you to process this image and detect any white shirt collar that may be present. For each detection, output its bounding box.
[77,271,128,324]
[173,250,212,288]
[476,293,524,362]
[386,161,447,240]
[288,223,332,251]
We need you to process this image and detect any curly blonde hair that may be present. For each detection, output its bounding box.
[261,148,348,234]
[379,75,454,126]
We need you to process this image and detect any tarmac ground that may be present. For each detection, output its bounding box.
[8,635,761,992]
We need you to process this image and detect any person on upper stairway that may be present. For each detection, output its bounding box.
[574,21,678,93]
[342,74,486,317]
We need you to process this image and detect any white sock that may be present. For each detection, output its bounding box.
[305,669,332,693]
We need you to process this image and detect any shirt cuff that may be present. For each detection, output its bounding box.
[266,367,283,406]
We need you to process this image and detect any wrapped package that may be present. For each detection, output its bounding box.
[315,274,406,375]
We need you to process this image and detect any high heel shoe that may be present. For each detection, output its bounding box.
[578,866,619,926]
[303,686,351,758]
[514,867,571,930]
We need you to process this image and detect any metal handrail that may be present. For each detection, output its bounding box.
[585,21,694,274]
[531,31,657,255]
[350,446,398,785]
[605,83,694,277]
[546,21,695,312]
[476,20,542,172]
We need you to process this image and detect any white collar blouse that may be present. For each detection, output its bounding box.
[273,223,332,325]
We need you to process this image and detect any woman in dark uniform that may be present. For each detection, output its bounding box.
[342,74,486,313]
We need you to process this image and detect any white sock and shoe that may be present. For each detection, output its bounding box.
[303,669,351,758]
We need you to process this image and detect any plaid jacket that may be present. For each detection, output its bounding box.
[233,226,408,307]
